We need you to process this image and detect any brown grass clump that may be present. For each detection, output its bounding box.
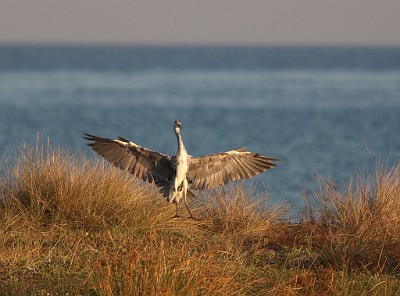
[0,143,399,295]
[1,144,171,230]
[314,164,400,272]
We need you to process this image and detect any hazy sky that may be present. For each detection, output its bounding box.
[1,0,400,45]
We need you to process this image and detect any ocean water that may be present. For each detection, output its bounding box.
[1,45,400,213]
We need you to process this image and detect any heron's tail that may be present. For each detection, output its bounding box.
[166,189,196,203]
[157,181,196,203]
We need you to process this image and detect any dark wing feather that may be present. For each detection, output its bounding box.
[187,148,278,190]
[84,133,174,184]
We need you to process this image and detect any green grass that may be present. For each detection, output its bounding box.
[0,144,399,295]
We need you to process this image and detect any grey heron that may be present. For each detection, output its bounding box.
[84,120,278,218]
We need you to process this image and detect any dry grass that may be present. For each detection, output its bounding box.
[0,144,399,295]
[314,164,400,273]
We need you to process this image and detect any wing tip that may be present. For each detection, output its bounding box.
[83,133,95,140]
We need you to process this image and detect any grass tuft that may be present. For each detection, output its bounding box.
[315,163,400,273]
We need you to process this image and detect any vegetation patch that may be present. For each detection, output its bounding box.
[0,144,399,295]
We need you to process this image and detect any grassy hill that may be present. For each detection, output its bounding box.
[0,144,399,295]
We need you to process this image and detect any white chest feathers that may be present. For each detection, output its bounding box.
[175,152,188,182]
[168,152,189,204]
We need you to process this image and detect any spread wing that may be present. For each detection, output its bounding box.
[187,147,278,190]
[84,133,174,184]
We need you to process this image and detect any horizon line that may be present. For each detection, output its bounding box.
[1,40,400,49]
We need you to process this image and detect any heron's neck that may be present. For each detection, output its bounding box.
[175,129,186,153]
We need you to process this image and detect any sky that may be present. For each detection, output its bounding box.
[1,0,400,46]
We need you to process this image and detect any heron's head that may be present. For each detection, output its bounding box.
[174,120,182,134]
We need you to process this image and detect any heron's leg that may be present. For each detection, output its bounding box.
[184,201,196,220]
[172,202,179,218]
[183,179,196,219]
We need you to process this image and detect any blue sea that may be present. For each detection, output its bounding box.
[1,45,400,214]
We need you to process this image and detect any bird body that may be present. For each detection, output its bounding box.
[169,121,189,204]
[84,120,277,218]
